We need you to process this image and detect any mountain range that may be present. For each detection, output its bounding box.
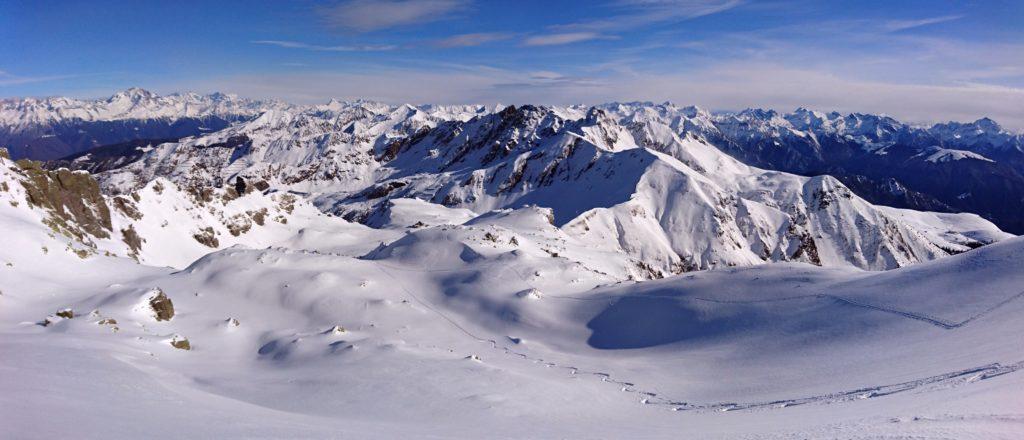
[5,89,1023,235]
[2,88,1023,438]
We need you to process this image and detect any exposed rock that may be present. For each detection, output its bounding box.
[234,176,247,195]
[111,195,143,220]
[361,181,407,200]
[277,193,297,214]
[15,160,112,240]
[193,226,219,247]
[148,289,175,321]
[187,185,214,204]
[226,214,253,236]
[221,187,240,202]
[121,224,144,257]
[169,335,191,350]
[249,208,268,226]
[56,308,74,319]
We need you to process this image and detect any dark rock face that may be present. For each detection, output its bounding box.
[234,176,247,195]
[43,138,181,174]
[148,289,175,321]
[121,225,144,258]
[112,195,143,220]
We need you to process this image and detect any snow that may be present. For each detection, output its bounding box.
[918,147,995,163]
[1,183,1023,437]
[0,97,1022,438]
[878,205,1013,250]
[0,88,288,129]
[91,102,1011,274]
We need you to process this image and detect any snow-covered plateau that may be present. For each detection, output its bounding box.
[0,91,1022,439]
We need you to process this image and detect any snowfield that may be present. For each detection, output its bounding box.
[0,92,1022,438]
[1,184,1023,438]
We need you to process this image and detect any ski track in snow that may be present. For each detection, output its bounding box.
[369,259,1024,414]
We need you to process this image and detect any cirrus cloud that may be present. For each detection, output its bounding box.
[318,0,471,33]
[523,32,617,46]
[252,40,397,52]
[431,32,514,48]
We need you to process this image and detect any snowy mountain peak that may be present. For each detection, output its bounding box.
[108,87,156,103]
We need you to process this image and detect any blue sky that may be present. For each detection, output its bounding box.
[2,0,1022,127]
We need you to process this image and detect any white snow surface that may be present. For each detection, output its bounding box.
[94,103,1010,273]
[917,146,996,163]
[1,97,1022,438]
[2,150,1024,437]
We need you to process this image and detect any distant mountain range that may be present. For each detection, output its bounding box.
[3,88,1023,234]
[0,88,291,160]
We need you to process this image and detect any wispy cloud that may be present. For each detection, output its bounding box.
[252,40,397,52]
[318,0,470,33]
[431,32,514,48]
[0,70,79,87]
[523,32,616,46]
[884,15,963,32]
[555,0,744,32]
[492,70,603,89]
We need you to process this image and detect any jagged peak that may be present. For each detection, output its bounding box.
[109,87,156,101]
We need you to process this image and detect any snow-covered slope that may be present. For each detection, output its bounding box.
[1,179,1021,438]
[94,105,1009,273]
[598,103,1024,233]
[1,90,1021,439]
[0,149,398,268]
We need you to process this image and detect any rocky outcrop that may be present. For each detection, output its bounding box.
[169,335,191,350]
[193,227,219,248]
[148,289,175,321]
[15,160,112,240]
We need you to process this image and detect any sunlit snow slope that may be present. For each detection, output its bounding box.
[1,184,1022,437]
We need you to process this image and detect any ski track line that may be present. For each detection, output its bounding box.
[368,259,1024,414]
